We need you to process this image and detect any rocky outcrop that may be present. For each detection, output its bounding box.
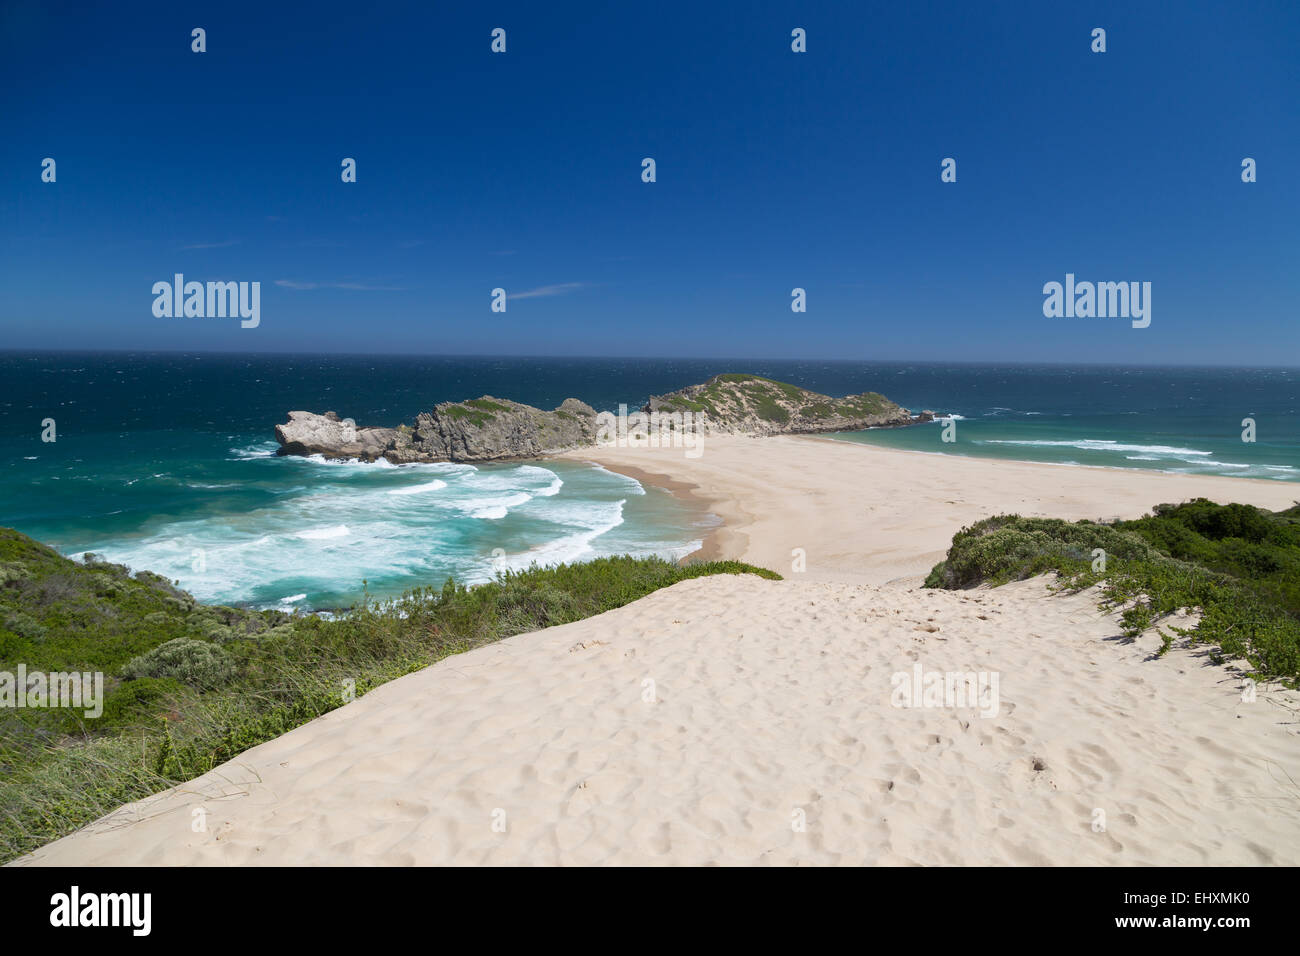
[393,397,599,463]
[275,399,598,464]
[275,411,398,460]
[274,375,932,463]
[643,374,926,436]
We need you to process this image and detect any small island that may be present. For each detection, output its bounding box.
[273,373,936,463]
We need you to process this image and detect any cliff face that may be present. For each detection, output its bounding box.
[273,375,930,463]
[643,374,925,436]
[394,397,599,463]
[275,399,599,464]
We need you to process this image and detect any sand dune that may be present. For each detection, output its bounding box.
[18,575,1299,866]
[15,438,1300,865]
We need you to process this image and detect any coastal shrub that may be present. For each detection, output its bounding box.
[443,405,492,427]
[925,501,1300,684]
[80,553,131,577]
[90,677,188,732]
[844,392,891,416]
[925,516,1164,590]
[463,398,511,413]
[199,622,237,644]
[28,573,85,608]
[3,609,47,641]
[121,638,236,688]
[133,569,190,599]
[752,396,791,424]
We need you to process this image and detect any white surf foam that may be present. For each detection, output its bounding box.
[493,499,628,574]
[295,524,351,540]
[466,492,534,519]
[228,443,278,459]
[386,479,448,496]
[981,439,1213,457]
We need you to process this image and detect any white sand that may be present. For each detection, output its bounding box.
[569,434,1300,585]
[15,438,1300,865]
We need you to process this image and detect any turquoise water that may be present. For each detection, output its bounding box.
[3,353,1296,610]
[0,353,724,610]
[20,444,712,611]
[827,365,1300,481]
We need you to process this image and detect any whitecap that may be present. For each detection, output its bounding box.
[586,463,647,495]
[982,439,1212,457]
[292,454,398,470]
[490,500,627,574]
[386,479,448,496]
[295,524,351,540]
[466,492,533,519]
[534,477,564,497]
[228,443,278,460]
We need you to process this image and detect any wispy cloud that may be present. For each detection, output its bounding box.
[509,282,586,300]
[275,279,406,291]
[181,239,240,250]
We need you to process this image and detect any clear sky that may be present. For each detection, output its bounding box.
[1,0,1296,363]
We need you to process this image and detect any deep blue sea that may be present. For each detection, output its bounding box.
[3,353,1297,610]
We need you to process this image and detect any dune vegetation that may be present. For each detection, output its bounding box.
[926,499,1300,683]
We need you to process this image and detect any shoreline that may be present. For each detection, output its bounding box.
[818,431,1300,481]
[561,434,1300,584]
[583,460,733,565]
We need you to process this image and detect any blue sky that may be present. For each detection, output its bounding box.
[1,0,1296,363]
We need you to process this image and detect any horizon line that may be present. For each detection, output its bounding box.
[1,347,1297,372]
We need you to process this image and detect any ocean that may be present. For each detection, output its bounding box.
[3,353,1296,610]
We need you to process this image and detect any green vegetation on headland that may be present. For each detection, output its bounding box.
[925,499,1300,683]
[0,526,779,863]
[646,374,919,434]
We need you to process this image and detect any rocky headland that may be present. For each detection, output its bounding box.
[273,374,934,463]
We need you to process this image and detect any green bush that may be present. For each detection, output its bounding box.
[2,609,47,641]
[121,638,236,688]
[925,501,1300,684]
[93,677,188,732]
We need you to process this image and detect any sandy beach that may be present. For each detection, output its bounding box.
[569,435,1300,584]
[15,438,1300,866]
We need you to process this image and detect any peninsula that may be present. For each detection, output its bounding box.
[273,374,934,463]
